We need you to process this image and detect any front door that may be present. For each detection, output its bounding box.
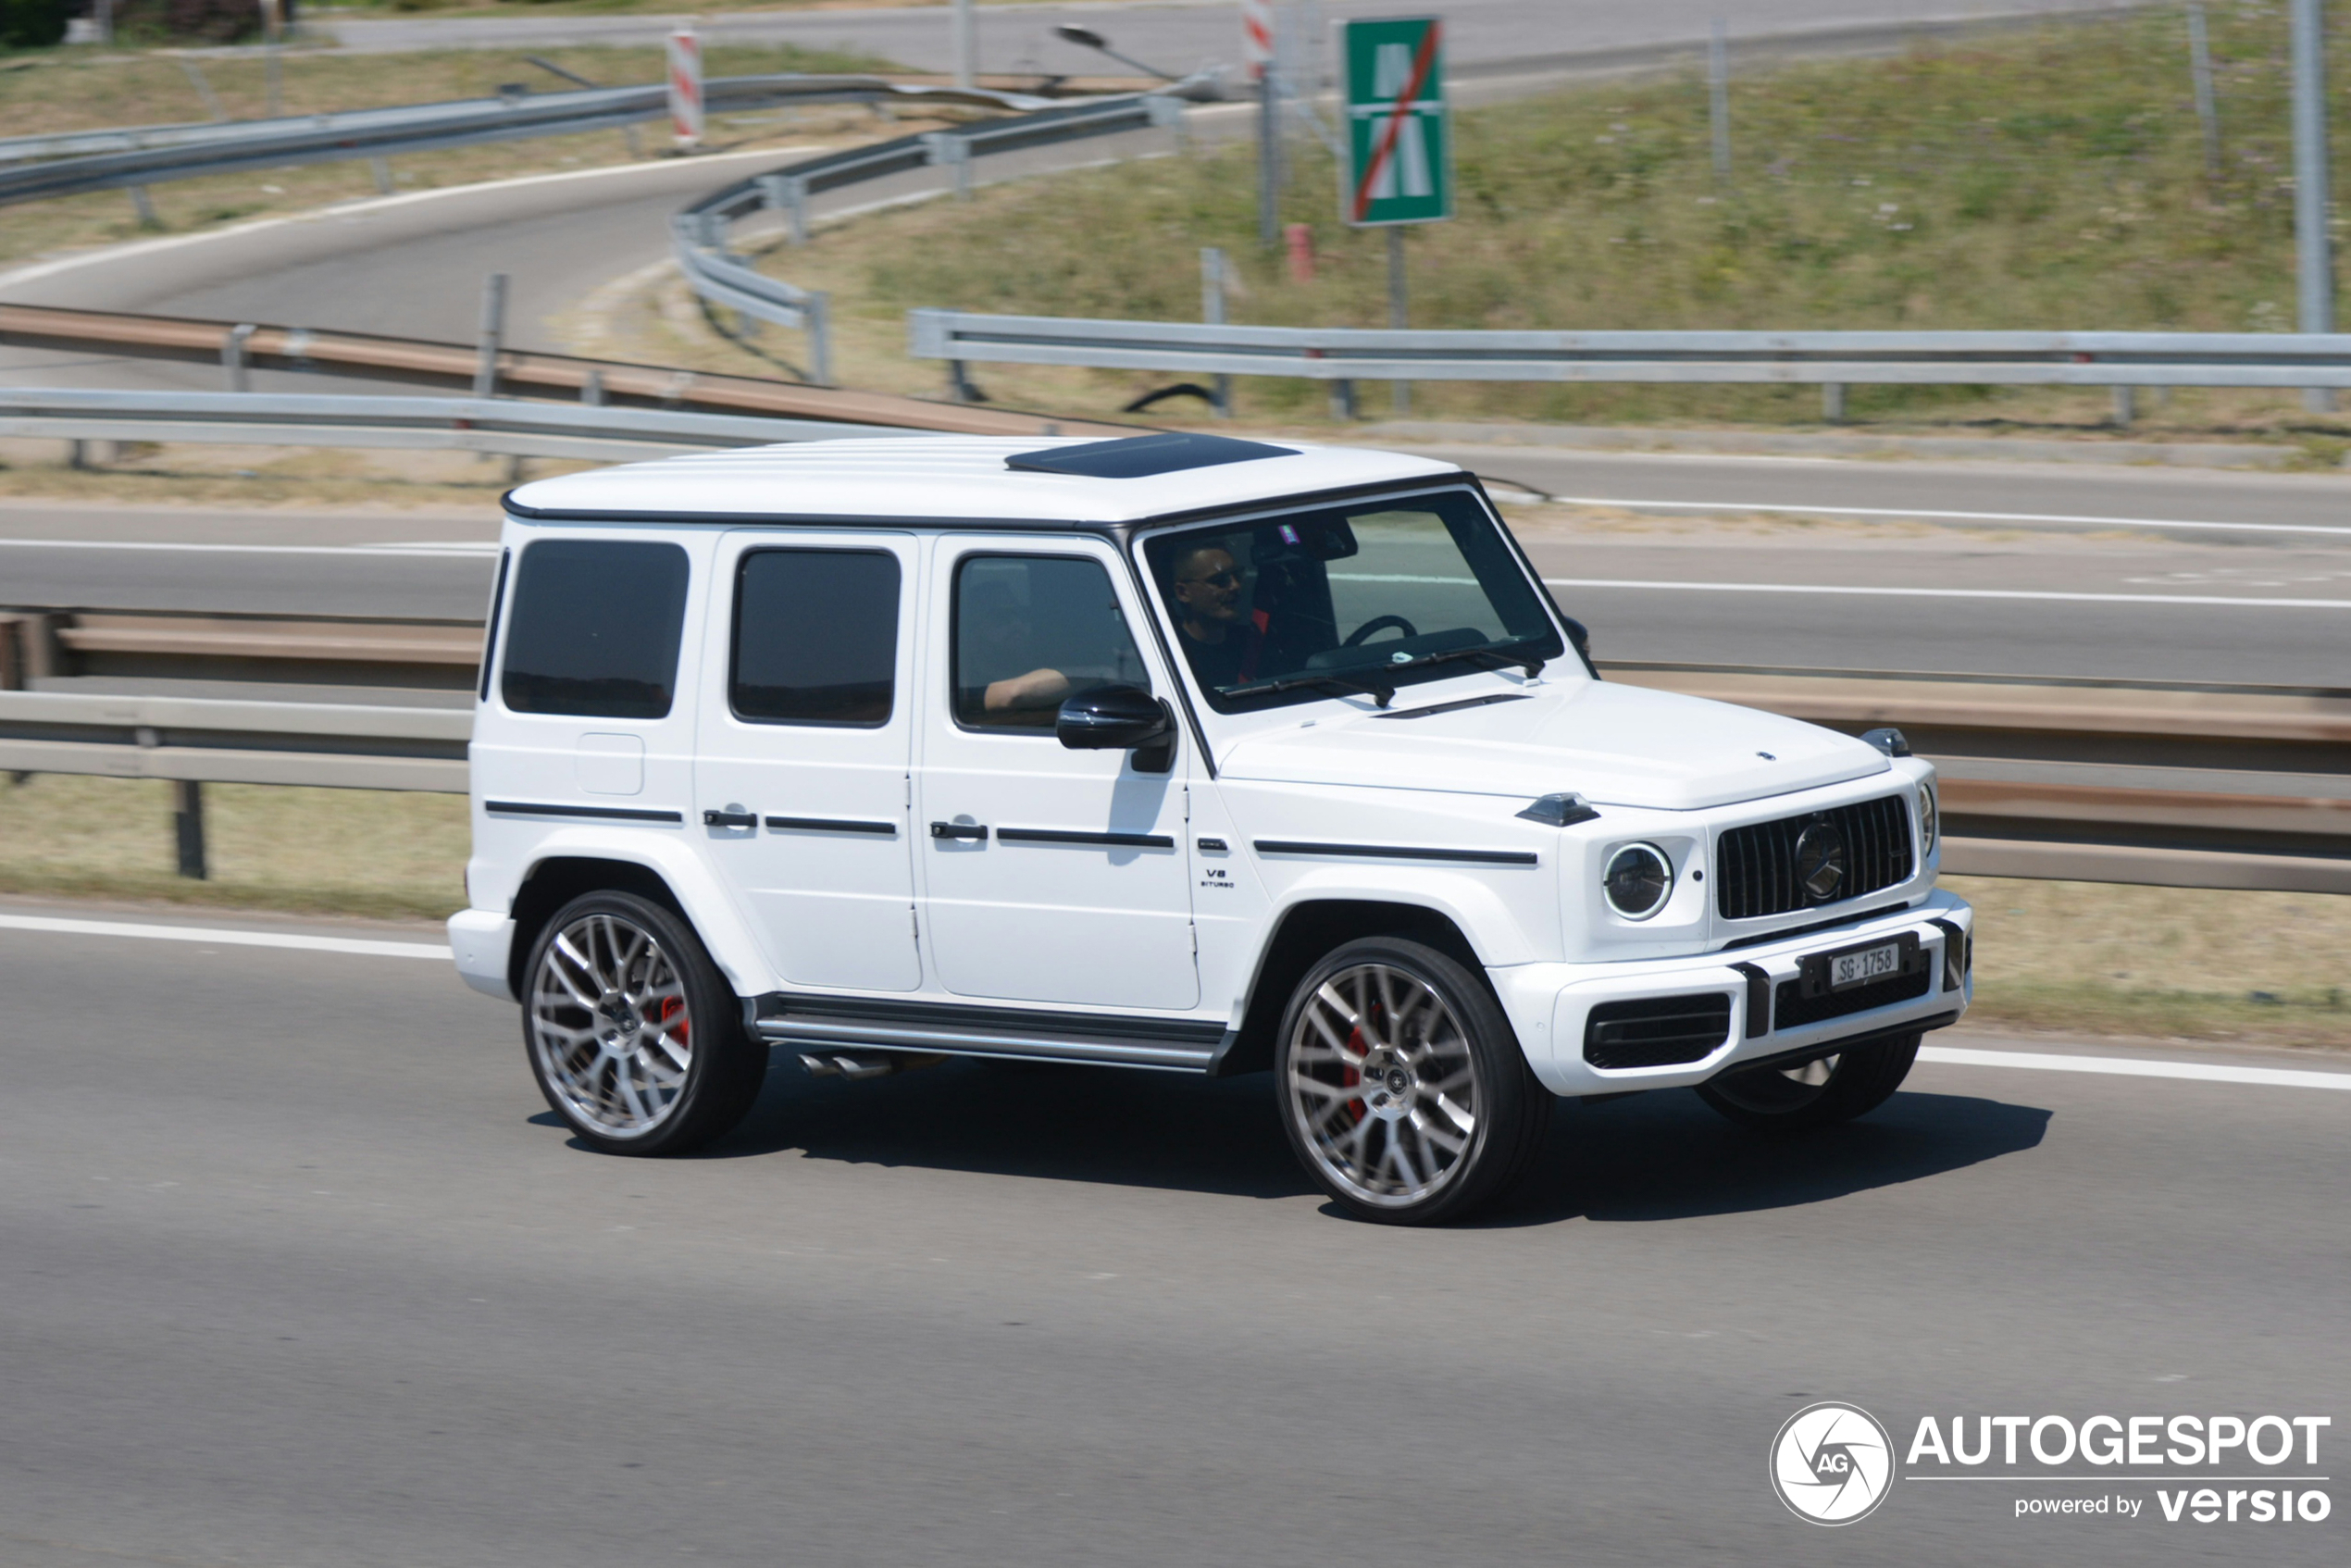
[693,530,921,992]
[916,539,1198,1011]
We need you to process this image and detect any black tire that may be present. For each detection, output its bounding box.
[520,890,766,1156]
[1275,937,1549,1226]
[1694,1032,1921,1132]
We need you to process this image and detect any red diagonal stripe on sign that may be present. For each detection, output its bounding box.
[1351,22,1441,222]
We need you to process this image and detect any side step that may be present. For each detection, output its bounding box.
[751,992,1235,1075]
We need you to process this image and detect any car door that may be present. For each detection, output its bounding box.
[693,530,922,993]
[916,537,1198,1011]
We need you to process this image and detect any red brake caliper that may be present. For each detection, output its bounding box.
[1342,1024,1366,1123]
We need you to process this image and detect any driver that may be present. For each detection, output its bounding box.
[1164,542,1265,691]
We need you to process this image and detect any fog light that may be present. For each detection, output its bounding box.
[1603,843,1674,920]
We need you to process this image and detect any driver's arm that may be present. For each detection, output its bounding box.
[984,667,1073,713]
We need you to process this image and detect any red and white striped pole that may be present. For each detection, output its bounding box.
[1242,0,1277,244]
[668,28,704,152]
[1239,0,1275,81]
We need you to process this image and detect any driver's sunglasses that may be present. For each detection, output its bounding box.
[1183,569,1242,590]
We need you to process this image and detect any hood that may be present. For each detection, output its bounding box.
[1216,679,1889,812]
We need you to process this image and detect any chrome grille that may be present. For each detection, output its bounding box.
[1715,794,1913,921]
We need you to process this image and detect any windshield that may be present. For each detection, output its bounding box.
[1141,489,1564,712]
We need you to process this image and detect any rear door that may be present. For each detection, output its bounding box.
[692,530,922,993]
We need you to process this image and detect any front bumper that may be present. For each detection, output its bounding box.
[1494,891,1972,1097]
[448,907,517,1002]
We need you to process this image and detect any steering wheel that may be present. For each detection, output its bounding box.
[1342,615,1419,648]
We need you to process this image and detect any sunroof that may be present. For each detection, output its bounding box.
[1003,432,1298,479]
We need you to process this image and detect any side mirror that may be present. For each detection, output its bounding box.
[1056,684,1173,753]
[1561,616,1591,659]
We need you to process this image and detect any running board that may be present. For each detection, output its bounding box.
[749,992,1236,1075]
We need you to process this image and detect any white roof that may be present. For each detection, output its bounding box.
[506,436,1463,525]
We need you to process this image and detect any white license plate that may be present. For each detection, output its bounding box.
[1831,941,1902,989]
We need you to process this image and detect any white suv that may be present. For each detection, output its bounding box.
[449,432,1971,1224]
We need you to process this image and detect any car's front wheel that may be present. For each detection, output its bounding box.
[1694,1033,1920,1131]
[1275,938,1549,1225]
[522,890,766,1155]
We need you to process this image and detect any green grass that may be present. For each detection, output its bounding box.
[752,5,2351,433]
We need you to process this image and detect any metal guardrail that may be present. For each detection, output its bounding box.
[673,91,1191,382]
[0,76,1051,206]
[2,627,2344,892]
[905,316,2351,413]
[0,304,1132,440]
[0,387,915,460]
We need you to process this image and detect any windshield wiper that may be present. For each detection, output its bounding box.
[1221,670,1397,708]
[1387,644,1548,682]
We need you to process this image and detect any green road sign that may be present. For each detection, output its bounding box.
[1340,17,1450,227]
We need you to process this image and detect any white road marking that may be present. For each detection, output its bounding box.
[0,912,450,960]
[1542,577,2351,609]
[1919,1044,2351,1091]
[0,539,491,558]
[1536,495,2351,538]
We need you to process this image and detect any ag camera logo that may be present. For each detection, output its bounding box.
[1772,1401,1897,1524]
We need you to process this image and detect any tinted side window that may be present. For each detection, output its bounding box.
[731,549,901,726]
[501,540,690,719]
[952,554,1151,732]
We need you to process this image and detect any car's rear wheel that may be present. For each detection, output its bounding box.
[1275,938,1549,1226]
[1695,1032,1920,1131]
[523,890,765,1155]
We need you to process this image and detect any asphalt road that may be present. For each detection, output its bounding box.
[2,903,2344,1567]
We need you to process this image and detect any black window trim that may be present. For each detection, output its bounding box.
[726,542,904,731]
[478,547,511,703]
[944,544,1163,743]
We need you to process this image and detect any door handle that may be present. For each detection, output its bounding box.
[928,821,989,841]
[702,809,758,828]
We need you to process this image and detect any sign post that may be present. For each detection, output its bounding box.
[1340,17,1449,414]
[1243,0,1278,246]
[668,29,705,152]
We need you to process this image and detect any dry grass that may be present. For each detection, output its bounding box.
[0,774,470,921]
[641,6,2351,442]
[1947,875,2351,1050]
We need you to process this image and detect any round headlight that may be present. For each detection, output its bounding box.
[1603,842,1674,920]
[1919,781,1939,857]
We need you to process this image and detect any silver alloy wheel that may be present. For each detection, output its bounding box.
[1286,963,1479,1210]
[529,912,693,1139]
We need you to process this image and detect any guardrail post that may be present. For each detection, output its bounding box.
[369,157,394,195]
[1147,93,1189,152]
[127,185,159,229]
[1330,380,1358,421]
[581,369,605,406]
[949,359,980,403]
[807,291,834,386]
[2111,386,2136,427]
[1822,382,1847,423]
[221,323,258,392]
[759,174,811,244]
[172,778,207,880]
[1200,247,1233,418]
[924,132,973,201]
[474,273,508,399]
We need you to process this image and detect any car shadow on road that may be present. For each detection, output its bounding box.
[1481,1088,2053,1227]
[696,1052,2051,1221]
